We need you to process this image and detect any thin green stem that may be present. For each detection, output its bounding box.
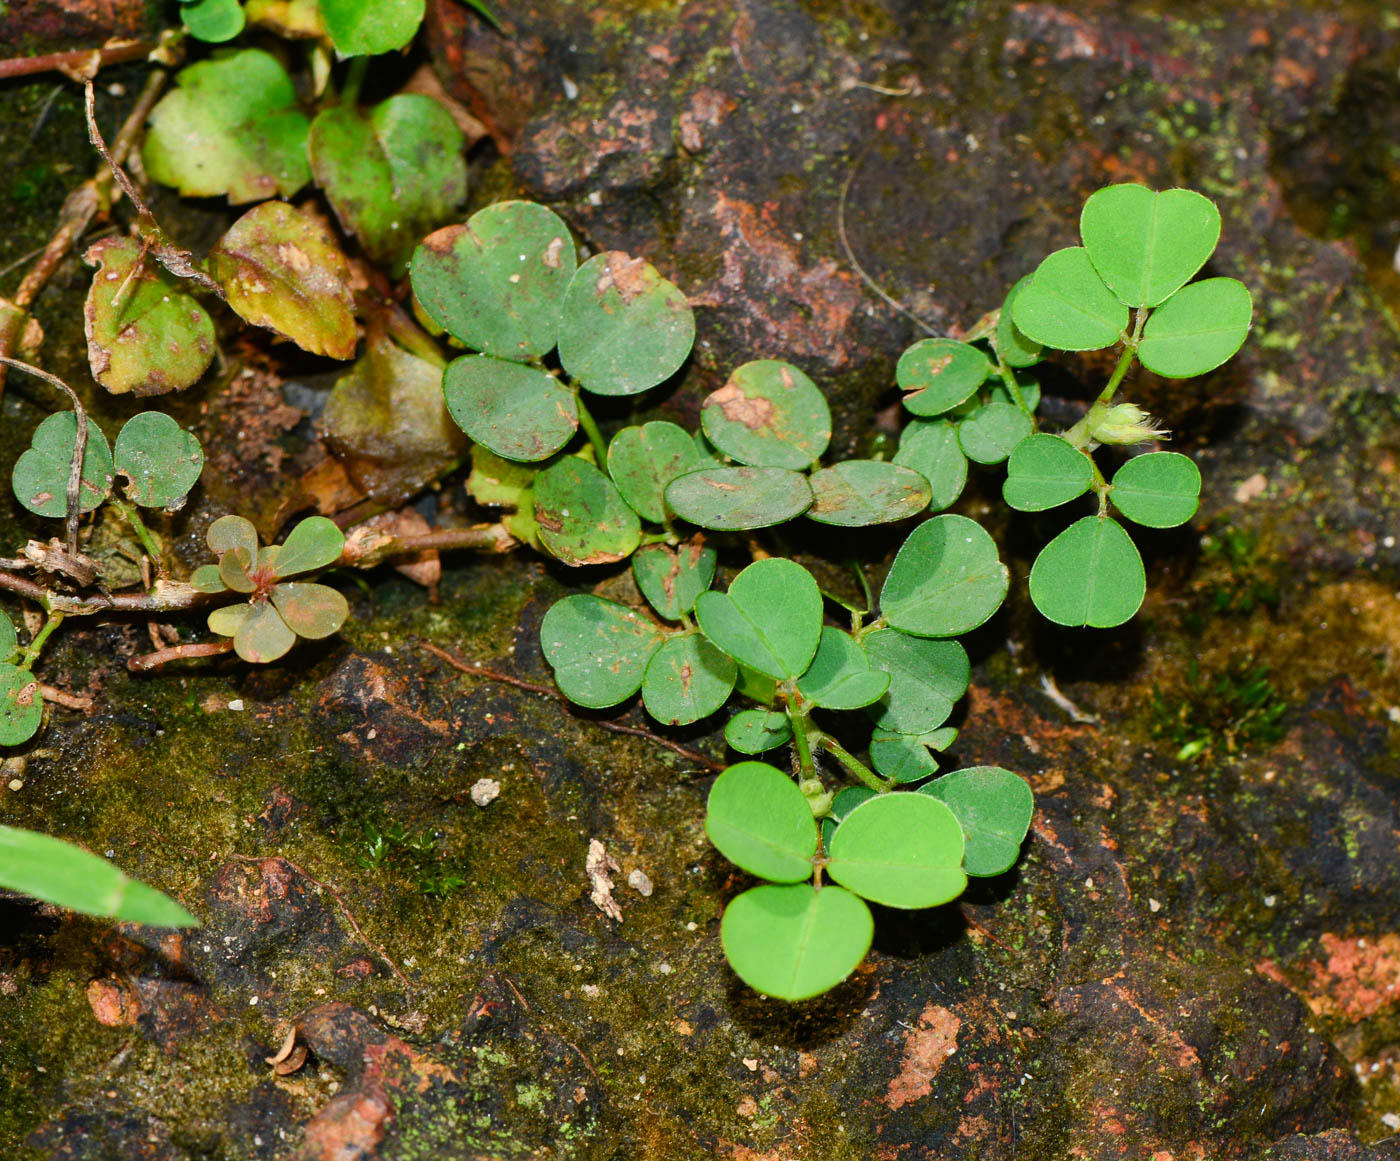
[847,558,873,614]
[996,356,1029,417]
[340,56,369,107]
[574,394,609,467]
[1094,308,1148,407]
[786,703,816,777]
[22,611,64,668]
[112,499,165,575]
[818,734,889,792]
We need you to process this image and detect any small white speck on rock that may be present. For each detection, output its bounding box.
[470,778,501,807]
[627,869,653,896]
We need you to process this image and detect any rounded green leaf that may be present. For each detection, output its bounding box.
[695,558,822,680]
[540,594,665,708]
[273,516,345,578]
[1110,452,1201,528]
[724,708,791,754]
[957,401,1032,465]
[795,628,890,710]
[182,0,245,40]
[862,629,970,734]
[320,0,424,55]
[1080,185,1220,308]
[721,883,872,1001]
[411,202,577,361]
[1003,433,1093,512]
[207,602,250,639]
[1011,247,1129,351]
[705,761,817,882]
[893,419,968,512]
[919,766,1034,877]
[665,466,813,531]
[12,412,113,518]
[607,422,705,523]
[897,339,991,416]
[1029,515,1146,628]
[641,635,737,726]
[233,601,297,664]
[271,582,349,640]
[1137,277,1252,378]
[557,252,695,396]
[113,413,204,509]
[995,276,1043,368]
[534,458,641,566]
[0,614,17,663]
[807,461,931,527]
[631,540,716,621]
[700,360,830,469]
[190,564,227,594]
[142,50,310,203]
[0,664,42,745]
[83,236,216,395]
[218,549,256,594]
[868,732,939,784]
[207,514,258,560]
[827,794,967,909]
[0,826,198,927]
[208,201,357,360]
[879,515,1009,637]
[443,355,578,463]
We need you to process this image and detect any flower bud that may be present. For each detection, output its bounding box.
[1087,401,1169,446]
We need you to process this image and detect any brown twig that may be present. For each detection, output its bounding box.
[228,854,411,988]
[961,907,1014,953]
[341,523,517,569]
[0,38,160,82]
[418,641,725,773]
[0,569,210,615]
[127,639,234,672]
[39,684,93,710]
[0,358,88,555]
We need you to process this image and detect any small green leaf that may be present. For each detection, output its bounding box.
[1110,452,1201,528]
[12,413,113,518]
[1136,278,1252,378]
[733,664,776,706]
[0,664,42,745]
[724,708,791,754]
[142,50,310,203]
[190,564,227,594]
[309,96,466,274]
[534,458,641,566]
[704,761,816,882]
[795,628,889,710]
[862,629,969,734]
[1029,515,1145,627]
[893,419,968,511]
[830,786,876,822]
[897,339,991,416]
[540,594,665,708]
[113,413,204,509]
[557,252,695,396]
[0,826,198,926]
[807,461,931,527]
[995,276,1043,368]
[208,201,357,360]
[218,548,255,594]
[827,794,966,909]
[665,466,813,531]
[607,422,705,523]
[232,601,297,664]
[1012,247,1129,351]
[641,635,737,726]
[720,883,872,1001]
[631,540,716,621]
[207,514,258,560]
[466,446,539,510]
[879,515,1009,637]
[83,236,216,396]
[411,202,577,361]
[182,0,246,41]
[695,558,822,680]
[443,355,578,463]
[273,516,345,577]
[320,0,424,55]
[700,360,831,469]
[920,766,1033,876]
[957,402,1033,465]
[1080,185,1220,308]
[1002,433,1093,512]
[207,601,249,639]
[868,732,939,784]
[0,614,17,663]
[271,582,349,639]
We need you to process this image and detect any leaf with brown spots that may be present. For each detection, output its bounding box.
[533,456,640,566]
[640,634,735,725]
[208,201,357,360]
[700,360,830,469]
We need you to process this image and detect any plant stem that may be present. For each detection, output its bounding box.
[786,703,816,776]
[112,499,165,576]
[997,357,1029,416]
[817,734,889,791]
[574,395,609,467]
[0,36,168,81]
[1094,308,1148,407]
[128,639,234,672]
[340,55,369,106]
[22,612,64,668]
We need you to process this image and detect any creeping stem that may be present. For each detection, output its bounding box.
[817,735,889,792]
[785,702,817,776]
[22,612,64,669]
[573,393,609,467]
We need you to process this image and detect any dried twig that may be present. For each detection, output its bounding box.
[39,684,94,711]
[0,38,161,83]
[418,640,725,773]
[128,639,235,672]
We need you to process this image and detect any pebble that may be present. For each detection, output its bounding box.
[469,778,500,806]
